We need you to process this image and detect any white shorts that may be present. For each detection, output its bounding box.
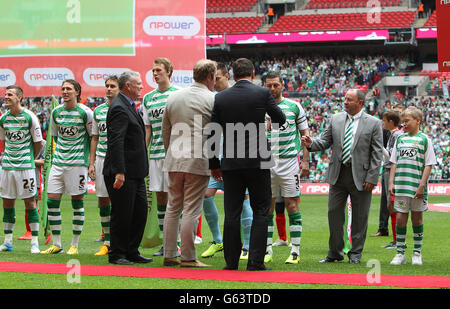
[270,157,300,198]
[1,169,37,199]
[95,157,109,198]
[149,159,169,192]
[394,196,428,213]
[48,165,88,196]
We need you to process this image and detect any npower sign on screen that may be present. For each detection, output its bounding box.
[143,16,201,36]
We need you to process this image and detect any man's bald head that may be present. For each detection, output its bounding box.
[344,89,365,116]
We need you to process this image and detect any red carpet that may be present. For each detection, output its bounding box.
[0,262,449,288]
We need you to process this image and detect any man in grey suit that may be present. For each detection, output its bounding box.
[161,59,217,268]
[302,89,383,264]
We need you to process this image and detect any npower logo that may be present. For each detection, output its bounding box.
[440,0,450,5]
[143,16,201,36]
[24,68,74,87]
[83,68,129,87]
[443,61,450,68]
[146,69,193,89]
[0,69,16,87]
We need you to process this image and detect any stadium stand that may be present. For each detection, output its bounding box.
[206,16,264,34]
[206,0,257,13]
[269,11,416,32]
[305,0,402,10]
[423,9,437,27]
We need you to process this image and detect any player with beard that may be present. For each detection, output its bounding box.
[264,71,310,264]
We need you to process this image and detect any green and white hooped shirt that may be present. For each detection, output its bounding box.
[92,102,109,158]
[142,85,180,160]
[390,131,437,200]
[50,103,93,167]
[267,98,309,158]
[0,109,43,170]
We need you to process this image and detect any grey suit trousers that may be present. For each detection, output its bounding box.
[327,164,372,260]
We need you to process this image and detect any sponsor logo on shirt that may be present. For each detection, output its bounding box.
[58,125,79,137]
[6,130,25,142]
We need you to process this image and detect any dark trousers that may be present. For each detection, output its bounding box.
[327,165,372,260]
[105,176,148,261]
[222,168,271,267]
[377,169,391,235]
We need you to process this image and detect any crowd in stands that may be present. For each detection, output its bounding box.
[220,53,412,97]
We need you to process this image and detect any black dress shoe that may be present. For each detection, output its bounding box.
[318,256,344,263]
[246,263,271,271]
[370,231,388,237]
[127,255,153,263]
[109,258,134,265]
[223,265,238,270]
[348,257,361,264]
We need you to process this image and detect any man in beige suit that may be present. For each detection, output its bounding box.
[161,59,217,268]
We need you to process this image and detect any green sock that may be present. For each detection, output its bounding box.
[71,199,85,247]
[157,204,166,233]
[47,198,62,247]
[412,224,424,254]
[396,225,407,254]
[26,208,40,237]
[99,205,111,245]
[288,211,302,255]
[3,208,15,244]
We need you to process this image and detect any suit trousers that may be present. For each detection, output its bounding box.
[377,168,391,234]
[222,169,271,267]
[105,176,148,261]
[163,172,209,261]
[327,164,372,260]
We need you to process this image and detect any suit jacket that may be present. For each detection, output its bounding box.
[209,79,286,171]
[103,92,149,179]
[309,111,383,191]
[162,82,214,176]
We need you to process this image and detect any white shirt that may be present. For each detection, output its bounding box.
[345,110,363,139]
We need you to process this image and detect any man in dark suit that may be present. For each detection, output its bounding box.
[103,71,152,265]
[208,58,286,271]
[302,89,383,264]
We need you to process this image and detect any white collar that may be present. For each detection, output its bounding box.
[346,110,363,120]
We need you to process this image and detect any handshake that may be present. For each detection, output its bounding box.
[300,135,312,147]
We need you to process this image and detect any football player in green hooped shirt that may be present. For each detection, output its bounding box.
[41,79,93,255]
[264,71,310,265]
[0,85,43,254]
[88,75,120,256]
[142,58,180,257]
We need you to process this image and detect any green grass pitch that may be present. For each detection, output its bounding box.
[0,193,449,289]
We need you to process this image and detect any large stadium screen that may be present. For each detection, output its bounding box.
[0,0,134,56]
[0,0,206,96]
